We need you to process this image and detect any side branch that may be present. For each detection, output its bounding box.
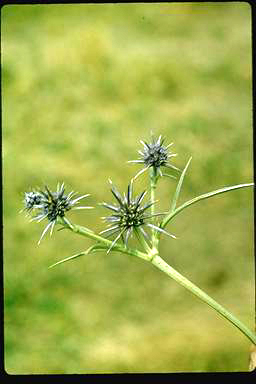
[60,219,149,261]
[160,183,254,231]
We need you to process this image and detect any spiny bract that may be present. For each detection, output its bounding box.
[100,179,176,253]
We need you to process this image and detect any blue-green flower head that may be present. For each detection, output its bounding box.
[128,135,180,179]
[23,183,93,244]
[100,179,176,253]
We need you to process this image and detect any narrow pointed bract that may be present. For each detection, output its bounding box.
[146,223,176,239]
[23,183,92,244]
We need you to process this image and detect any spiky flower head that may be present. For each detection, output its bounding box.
[128,135,180,179]
[23,182,93,244]
[100,179,175,253]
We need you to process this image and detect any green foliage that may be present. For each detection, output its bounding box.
[3,3,253,373]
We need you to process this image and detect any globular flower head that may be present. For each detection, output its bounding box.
[100,179,175,253]
[128,135,180,179]
[23,182,93,244]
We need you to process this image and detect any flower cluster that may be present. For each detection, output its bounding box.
[128,134,180,179]
[23,183,92,244]
[100,179,175,252]
[22,135,178,251]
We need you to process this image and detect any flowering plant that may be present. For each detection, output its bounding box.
[22,135,255,354]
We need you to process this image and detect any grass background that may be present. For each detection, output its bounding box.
[2,2,254,373]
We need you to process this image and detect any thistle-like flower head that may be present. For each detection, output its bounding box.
[100,179,175,253]
[128,135,180,179]
[23,183,93,244]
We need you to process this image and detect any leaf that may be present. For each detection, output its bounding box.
[48,252,88,268]
[48,243,108,268]
[170,156,192,213]
[161,182,254,229]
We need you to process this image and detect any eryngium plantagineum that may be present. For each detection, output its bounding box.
[24,183,93,244]
[128,135,180,179]
[100,179,176,253]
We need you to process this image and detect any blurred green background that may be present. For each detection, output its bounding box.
[2,3,254,373]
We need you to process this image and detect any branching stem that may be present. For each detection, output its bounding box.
[59,218,149,261]
[53,177,255,347]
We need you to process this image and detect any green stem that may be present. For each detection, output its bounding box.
[150,167,157,250]
[151,254,256,345]
[57,219,256,344]
[60,219,149,261]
